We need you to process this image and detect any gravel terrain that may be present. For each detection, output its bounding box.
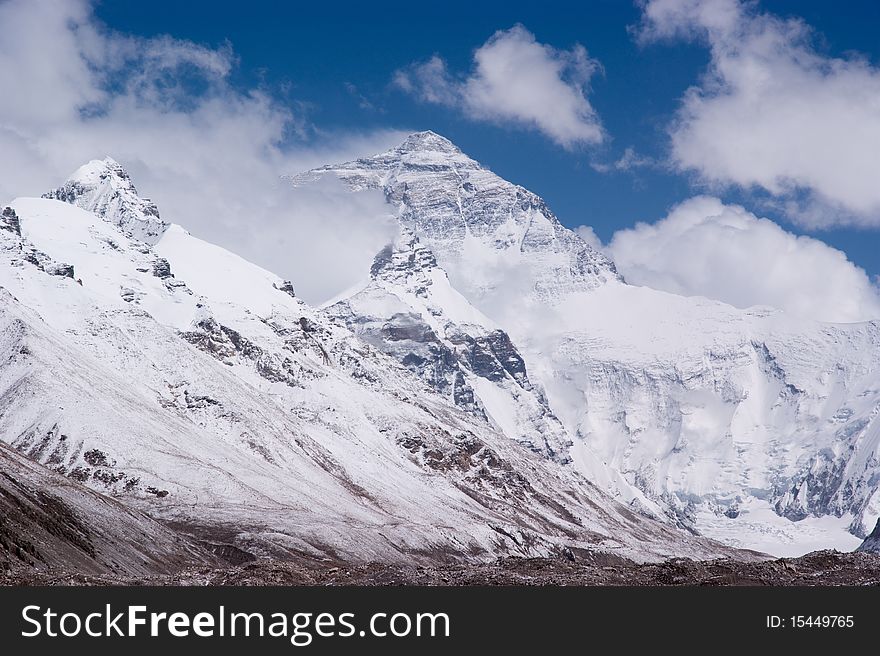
[4,550,879,586]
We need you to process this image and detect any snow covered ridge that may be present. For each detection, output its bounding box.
[296,131,880,556]
[0,165,736,564]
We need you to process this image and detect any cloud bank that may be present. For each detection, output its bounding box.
[0,0,401,304]
[603,196,880,323]
[638,0,880,227]
[394,25,604,148]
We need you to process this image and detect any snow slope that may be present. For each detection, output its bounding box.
[0,162,732,564]
[297,131,880,554]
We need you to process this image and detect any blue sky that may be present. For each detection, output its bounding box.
[93,0,880,279]
[2,0,880,317]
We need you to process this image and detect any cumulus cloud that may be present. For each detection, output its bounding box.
[603,196,880,323]
[637,0,880,227]
[0,0,403,304]
[394,25,604,148]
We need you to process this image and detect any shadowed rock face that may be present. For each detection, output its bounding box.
[460,330,529,385]
[327,228,573,461]
[858,520,880,553]
[0,442,214,576]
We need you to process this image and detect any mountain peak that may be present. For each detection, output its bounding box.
[67,156,130,186]
[286,130,475,191]
[43,157,169,245]
[292,131,621,301]
[395,130,463,156]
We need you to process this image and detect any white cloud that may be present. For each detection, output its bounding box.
[394,25,604,148]
[638,0,880,227]
[0,0,403,304]
[575,225,603,250]
[603,196,880,323]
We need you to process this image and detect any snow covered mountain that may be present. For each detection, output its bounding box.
[43,157,168,245]
[5,133,877,563]
[293,131,620,310]
[296,131,880,556]
[0,159,732,565]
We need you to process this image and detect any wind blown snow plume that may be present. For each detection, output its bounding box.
[394,25,605,148]
[638,0,880,226]
[0,0,403,303]
[606,196,880,323]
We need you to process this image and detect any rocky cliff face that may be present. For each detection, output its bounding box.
[297,131,880,555]
[1,207,21,236]
[326,227,576,463]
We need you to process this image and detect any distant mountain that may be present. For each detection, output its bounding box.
[296,131,880,556]
[291,131,620,306]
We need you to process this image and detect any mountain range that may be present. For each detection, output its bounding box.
[293,132,880,556]
[2,131,879,574]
